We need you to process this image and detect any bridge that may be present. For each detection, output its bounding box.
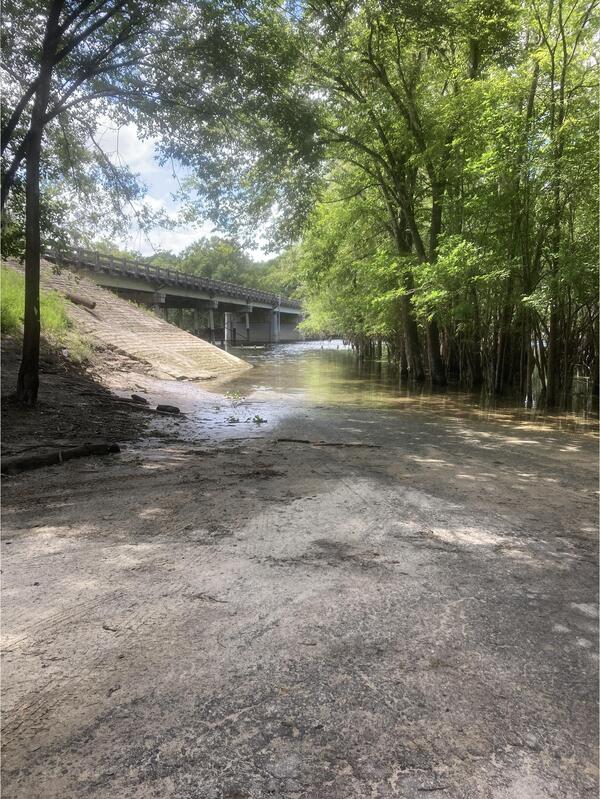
[43,246,303,345]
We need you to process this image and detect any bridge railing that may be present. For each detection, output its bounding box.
[42,245,302,310]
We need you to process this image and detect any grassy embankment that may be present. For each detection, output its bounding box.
[1,266,91,362]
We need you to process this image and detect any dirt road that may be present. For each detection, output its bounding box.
[1,359,598,798]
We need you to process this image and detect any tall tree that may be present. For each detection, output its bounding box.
[2,0,320,405]
[295,0,519,384]
[2,0,169,404]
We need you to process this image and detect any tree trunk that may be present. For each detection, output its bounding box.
[15,3,61,405]
[388,207,425,382]
[425,186,447,387]
[426,319,446,386]
[401,294,425,381]
[494,282,514,394]
[398,334,409,377]
[546,302,561,407]
[526,340,534,408]
[467,342,483,387]
[15,117,44,405]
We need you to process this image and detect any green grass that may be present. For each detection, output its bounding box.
[1,266,69,336]
[1,266,93,363]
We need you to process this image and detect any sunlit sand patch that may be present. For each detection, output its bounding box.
[494,547,536,561]
[553,624,570,633]
[430,526,505,547]
[138,507,167,518]
[408,456,450,465]
[570,603,599,619]
[499,436,541,446]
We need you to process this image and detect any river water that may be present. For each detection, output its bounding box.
[215,339,596,435]
[136,339,596,443]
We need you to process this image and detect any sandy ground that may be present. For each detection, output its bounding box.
[1,344,598,798]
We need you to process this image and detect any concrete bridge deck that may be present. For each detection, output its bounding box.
[44,247,303,345]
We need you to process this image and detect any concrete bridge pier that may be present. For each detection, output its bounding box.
[271,308,280,343]
[224,312,234,345]
[220,307,301,345]
[151,292,166,319]
[193,300,218,344]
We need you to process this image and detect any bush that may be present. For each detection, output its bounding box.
[1,266,69,337]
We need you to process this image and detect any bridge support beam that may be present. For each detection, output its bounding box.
[271,308,280,344]
[151,291,166,319]
[224,312,235,345]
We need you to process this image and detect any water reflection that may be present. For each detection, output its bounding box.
[221,340,597,434]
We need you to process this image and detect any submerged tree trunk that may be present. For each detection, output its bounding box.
[426,318,446,386]
[389,209,425,381]
[400,294,425,381]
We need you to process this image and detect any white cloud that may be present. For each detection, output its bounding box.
[92,119,276,260]
[95,122,157,172]
[120,221,215,256]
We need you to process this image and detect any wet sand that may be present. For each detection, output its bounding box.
[2,342,598,798]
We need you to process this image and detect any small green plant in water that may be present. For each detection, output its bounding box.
[252,415,267,425]
[224,389,245,407]
[226,415,240,424]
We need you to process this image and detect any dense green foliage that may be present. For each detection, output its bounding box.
[292,0,599,403]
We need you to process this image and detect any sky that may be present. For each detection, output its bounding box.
[96,120,271,260]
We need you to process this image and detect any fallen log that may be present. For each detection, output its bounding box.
[109,399,186,416]
[2,443,120,475]
[64,291,96,309]
[156,404,180,414]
